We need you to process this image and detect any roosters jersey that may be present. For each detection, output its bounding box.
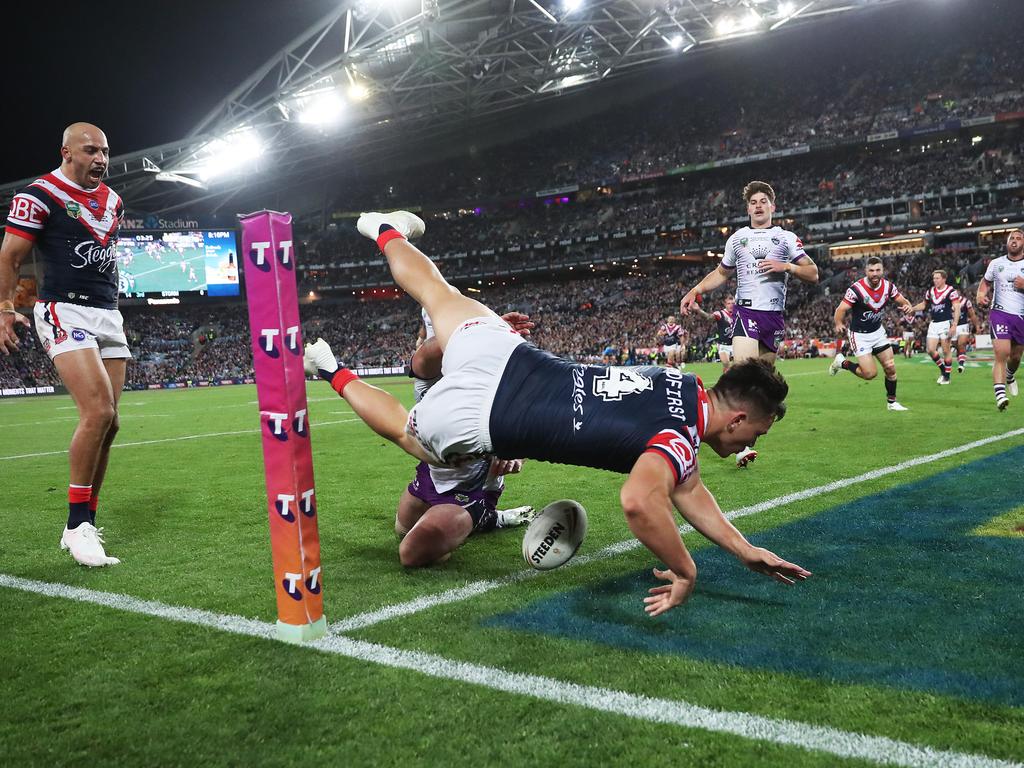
[925,285,961,323]
[660,322,682,346]
[4,168,123,309]
[721,226,807,311]
[712,308,735,343]
[983,256,1024,316]
[842,278,902,333]
[489,344,709,486]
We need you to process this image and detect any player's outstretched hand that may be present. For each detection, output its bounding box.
[489,457,524,476]
[0,311,30,355]
[501,311,534,337]
[679,291,701,316]
[740,546,812,585]
[644,567,696,616]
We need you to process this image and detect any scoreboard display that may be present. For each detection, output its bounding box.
[117,229,240,298]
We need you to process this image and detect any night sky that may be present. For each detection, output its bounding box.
[5,0,1021,186]
[3,0,332,183]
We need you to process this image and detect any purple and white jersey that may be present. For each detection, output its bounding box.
[421,307,436,340]
[983,256,1024,316]
[414,308,440,402]
[721,226,807,312]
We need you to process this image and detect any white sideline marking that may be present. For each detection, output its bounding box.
[333,427,1024,632]
[0,418,363,461]
[0,414,173,429]
[0,574,1017,768]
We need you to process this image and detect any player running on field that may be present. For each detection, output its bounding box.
[976,228,1024,410]
[657,315,684,369]
[828,256,915,411]
[954,294,980,373]
[679,180,818,467]
[693,295,737,371]
[909,270,961,385]
[304,210,810,616]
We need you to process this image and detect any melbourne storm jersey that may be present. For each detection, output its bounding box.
[712,308,735,343]
[925,285,961,323]
[842,278,902,333]
[489,344,709,486]
[4,168,123,309]
[983,256,1024,316]
[721,226,807,312]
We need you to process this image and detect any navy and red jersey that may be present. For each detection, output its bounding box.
[841,278,902,333]
[659,322,682,346]
[712,308,735,343]
[925,285,961,323]
[958,295,974,321]
[4,168,123,309]
[489,344,709,486]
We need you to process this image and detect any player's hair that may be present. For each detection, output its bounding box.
[711,359,788,422]
[743,181,776,205]
[866,256,884,267]
[932,269,947,279]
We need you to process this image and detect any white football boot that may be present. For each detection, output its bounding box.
[356,211,426,242]
[304,338,339,378]
[937,376,950,385]
[1009,379,1019,397]
[496,505,535,529]
[887,402,909,411]
[735,447,758,468]
[60,523,120,567]
[829,353,844,376]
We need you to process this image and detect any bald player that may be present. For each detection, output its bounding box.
[0,123,128,566]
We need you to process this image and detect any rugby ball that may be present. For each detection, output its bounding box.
[522,500,588,571]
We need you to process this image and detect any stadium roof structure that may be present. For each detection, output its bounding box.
[2,0,912,215]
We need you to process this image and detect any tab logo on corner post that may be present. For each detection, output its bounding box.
[259,328,281,358]
[275,493,296,522]
[285,325,300,355]
[265,412,289,441]
[248,241,273,272]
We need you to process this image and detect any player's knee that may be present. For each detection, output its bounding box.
[84,401,116,431]
[861,367,877,380]
[399,518,452,567]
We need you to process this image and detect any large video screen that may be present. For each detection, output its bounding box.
[117,230,240,298]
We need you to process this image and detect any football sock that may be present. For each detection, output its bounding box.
[930,352,942,368]
[88,492,100,526]
[943,361,951,379]
[375,224,406,251]
[995,384,1008,408]
[319,366,360,396]
[957,353,966,370]
[841,360,859,374]
[1007,364,1018,384]
[68,484,93,530]
[885,378,897,403]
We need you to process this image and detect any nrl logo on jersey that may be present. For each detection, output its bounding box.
[65,201,82,220]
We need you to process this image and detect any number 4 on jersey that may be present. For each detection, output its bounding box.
[592,367,653,401]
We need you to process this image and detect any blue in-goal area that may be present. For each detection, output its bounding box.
[487,446,1024,706]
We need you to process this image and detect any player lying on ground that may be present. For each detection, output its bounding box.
[307,316,535,566]
[829,256,914,411]
[304,211,810,616]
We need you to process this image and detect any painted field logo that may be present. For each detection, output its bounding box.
[492,446,1024,707]
[530,522,566,565]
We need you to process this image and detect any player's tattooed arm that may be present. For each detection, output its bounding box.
[0,232,33,355]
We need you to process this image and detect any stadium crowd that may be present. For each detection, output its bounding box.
[0,249,993,390]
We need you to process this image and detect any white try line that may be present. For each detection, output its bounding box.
[332,427,1024,633]
[0,418,364,461]
[0,574,1016,768]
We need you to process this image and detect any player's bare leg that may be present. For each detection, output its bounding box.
[357,212,501,350]
[992,338,1011,410]
[304,339,433,463]
[718,349,732,371]
[875,347,906,410]
[729,336,771,466]
[956,333,969,373]
[397,501,473,567]
[88,358,126,523]
[52,349,121,566]
[1007,342,1022,398]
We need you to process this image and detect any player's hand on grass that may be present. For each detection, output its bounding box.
[0,311,30,355]
[740,546,812,585]
[501,311,534,337]
[644,567,696,616]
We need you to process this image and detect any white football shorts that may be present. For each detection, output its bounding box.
[34,301,131,360]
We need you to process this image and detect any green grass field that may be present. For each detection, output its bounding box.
[2,357,1023,767]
